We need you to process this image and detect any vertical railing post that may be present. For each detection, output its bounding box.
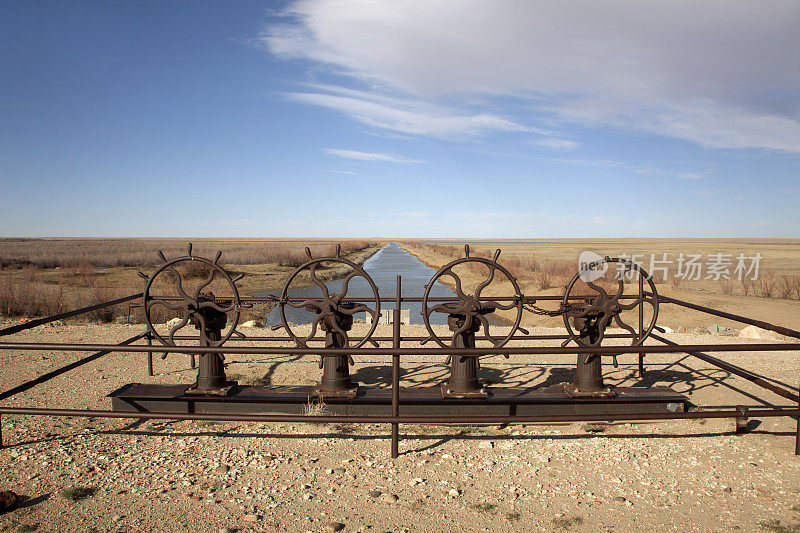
[147,331,154,376]
[638,271,645,378]
[735,405,749,433]
[796,377,800,455]
[391,275,401,458]
[0,414,3,449]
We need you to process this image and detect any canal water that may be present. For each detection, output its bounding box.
[262,242,487,326]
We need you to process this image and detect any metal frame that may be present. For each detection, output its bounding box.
[1,280,800,458]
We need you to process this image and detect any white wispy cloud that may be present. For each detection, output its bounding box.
[548,157,656,175]
[450,211,548,224]
[678,172,702,180]
[529,137,579,150]
[326,169,358,174]
[553,97,800,153]
[264,1,800,152]
[399,211,429,219]
[286,87,531,139]
[325,148,424,163]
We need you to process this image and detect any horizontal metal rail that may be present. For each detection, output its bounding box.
[0,341,796,356]
[1,406,797,424]
[165,333,638,342]
[0,333,147,402]
[2,282,799,456]
[127,294,642,305]
[651,333,800,403]
[650,293,800,340]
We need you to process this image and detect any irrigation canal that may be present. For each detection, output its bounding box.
[262,242,496,326]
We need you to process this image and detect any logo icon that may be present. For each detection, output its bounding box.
[578,251,607,282]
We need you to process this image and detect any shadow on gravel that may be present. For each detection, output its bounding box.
[352,364,445,387]
[6,421,790,454]
[96,425,795,443]
[12,492,49,510]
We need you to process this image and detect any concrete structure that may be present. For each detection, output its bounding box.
[365,309,410,325]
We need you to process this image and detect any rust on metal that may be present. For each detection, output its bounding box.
[0,243,798,458]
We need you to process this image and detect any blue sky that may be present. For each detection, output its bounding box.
[1,1,798,238]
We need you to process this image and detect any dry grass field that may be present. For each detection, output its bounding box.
[400,239,800,331]
[0,240,380,323]
[2,237,798,333]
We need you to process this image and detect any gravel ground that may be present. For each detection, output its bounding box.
[1,322,800,532]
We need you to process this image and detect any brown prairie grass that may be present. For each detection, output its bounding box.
[412,243,577,290]
[0,239,375,270]
[0,240,377,321]
[408,242,800,301]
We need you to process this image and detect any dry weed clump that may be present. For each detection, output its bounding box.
[741,278,753,296]
[411,243,578,290]
[58,486,95,502]
[504,255,539,280]
[0,241,377,321]
[757,272,777,299]
[1,259,137,322]
[0,273,131,323]
[720,279,735,295]
[737,273,799,300]
[411,243,800,302]
[0,273,65,318]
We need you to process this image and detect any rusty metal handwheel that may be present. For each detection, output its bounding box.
[279,246,381,349]
[142,244,243,349]
[422,245,523,349]
[562,257,659,347]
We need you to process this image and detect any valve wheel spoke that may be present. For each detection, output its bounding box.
[146,299,186,312]
[142,249,242,350]
[586,281,610,299]
[198,299,234,313]
[482,298,517,311]
[568,303,603,318]
[477,314,501,347]
[450,314,473,341]
[614,314,639,341]
[562,257,659,349]
[474,265,496,299]
[168,316,190,346]
[308,263,330,299]
[298,314,325,348]
[165,264,192,302]
[338,303,372,316]
[422,248,524,351]
[441,269,469,301]
[286,298,323,312]
[334,270,360,304]
[279,253,381,351]
[192,266,217,301]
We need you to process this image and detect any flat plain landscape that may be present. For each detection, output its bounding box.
[402,239,800,331]
[0,238,799,532]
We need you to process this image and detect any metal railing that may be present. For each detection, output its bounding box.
[1,285,799,457]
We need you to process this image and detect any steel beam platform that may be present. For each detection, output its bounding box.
[109,383,688,417]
